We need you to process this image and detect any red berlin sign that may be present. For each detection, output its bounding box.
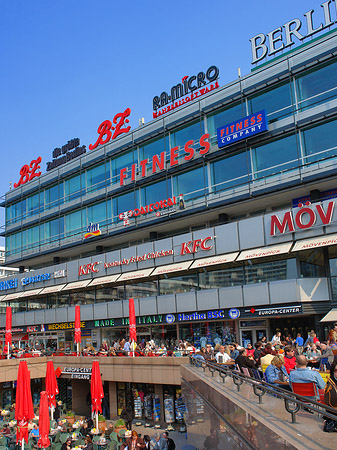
[120,134,210,186]
[89,108,131,150]
[270,201,334,236]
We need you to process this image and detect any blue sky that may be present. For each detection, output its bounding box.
[0,0,332,234]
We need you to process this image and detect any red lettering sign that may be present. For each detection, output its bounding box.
[14,157,42,188]
[180,237,213,255]
[89,108,131,150]
[78,262,100,276]
[270,201,335,236]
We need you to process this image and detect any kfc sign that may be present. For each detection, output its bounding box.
[270,201,334,236]
[180,236,213,255]
[78,262,101,276]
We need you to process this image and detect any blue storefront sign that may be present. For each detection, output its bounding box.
[217,110,268,148]
[229,308,240,319]
[0,278,18,291]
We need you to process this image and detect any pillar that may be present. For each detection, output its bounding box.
[72,379,91,417]
[154,384,164,425]
[109,381,118,420]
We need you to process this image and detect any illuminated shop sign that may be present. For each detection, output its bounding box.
[0,328,24,334]
[14,157,42,188]
[47,321,86,330]
[153,65,220,118]
[27,325,45,333]
[84,223,102,239]
[62,367,92,379]
[94,315,165,327]
[21,273,51,286]
[178,310,225,322]
[78,262,101,276]
[246,305,302,316]
[119,134,210,185]
[104,250,174,269]
[89,108,131,150]
[0,278,18,291]
[250,2,337,64]
[217,111,267,148]
[46,138,86,172]
[270,200,334,236]
[119,195,185,226]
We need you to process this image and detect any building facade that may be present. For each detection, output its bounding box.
[2,24,337,348]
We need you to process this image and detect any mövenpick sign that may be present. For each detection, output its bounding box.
[250,1,337,64]
[270,201,334,236]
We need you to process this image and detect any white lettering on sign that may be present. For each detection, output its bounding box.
[270,201,334,236]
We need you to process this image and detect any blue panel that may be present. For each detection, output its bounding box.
[217,110,268,148]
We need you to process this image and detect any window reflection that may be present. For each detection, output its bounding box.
[249,83,293,122]
[159,273,198,295]
[96,286,125,302]
[211,151,250,193]
[125,281,158,298]
[302,119,337,163]
[298,249,325,278]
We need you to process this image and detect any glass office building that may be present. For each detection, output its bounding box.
[1,28,337,348]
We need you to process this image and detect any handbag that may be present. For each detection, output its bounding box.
[323,418,337,432]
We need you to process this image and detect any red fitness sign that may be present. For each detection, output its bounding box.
[89,108,131,150]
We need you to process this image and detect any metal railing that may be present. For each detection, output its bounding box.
[189,356,337,424]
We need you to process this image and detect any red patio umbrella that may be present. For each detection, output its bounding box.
[74,305,81,355]
[15,361,34,449]
[91,360,104,430]
[5,306,12,359]
[45,360,59,420]
[37,391,50,449]
[129,298,137,356]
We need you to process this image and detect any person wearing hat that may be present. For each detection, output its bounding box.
[121,430,145,449]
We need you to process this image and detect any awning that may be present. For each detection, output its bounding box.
[320,308,337,322]
[3,292,24,301]
[22,288,44,297]
[40,284,66,294]
[151,261,193,276]
[190,252,239,269]
[0,295,8,302]
[88,274,121,286]
[12,333,29,342]
[63,280,92,290]
[293,234,337,252]
[118,268,154,282]
[237,243,292,261]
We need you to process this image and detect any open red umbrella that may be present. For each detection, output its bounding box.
[37,391,50,449]
[45,361,59,420]
[129,298,137,356]
[15,361,34,448]
[91,360,104,429]
[5,306,12,359]
[74,305,81,354]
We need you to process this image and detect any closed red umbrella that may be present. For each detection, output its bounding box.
[129,298,137,356]
[91,360,104,429]
[74,305,81,354]
[5,306,12,359]
[37,391,50,448]
[15,361,34,448]
[45,361,59,420]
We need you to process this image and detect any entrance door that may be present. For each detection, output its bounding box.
[240,328,268,346]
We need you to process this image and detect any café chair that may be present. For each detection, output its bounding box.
[291,382,319,401]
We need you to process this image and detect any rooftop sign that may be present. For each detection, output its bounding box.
[46,138,86,172]
[250,1,337,64]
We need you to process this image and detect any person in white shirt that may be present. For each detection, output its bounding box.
[215,345,233,363]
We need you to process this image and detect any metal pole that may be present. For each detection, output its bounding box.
[51,406,54,422]
[77,342,80,356]
[96,412,98,430]
[132,340,135,358]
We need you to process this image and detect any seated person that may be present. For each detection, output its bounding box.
[306,343,321,359]
[61,437,72,450]
[312,343,334,369]
[260,343,276,368]
[204,344,214,361]
[228,344,239,360]
[246,343,255,356]
[30,424,39,439]
[324,360,337,408]
[215,345,233,364]
[289,355,325,399]
[283,346,296,374]
[235,348,256,375]
[2,424,11,435]
[264,355,290,389]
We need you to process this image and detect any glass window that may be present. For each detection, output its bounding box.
[65,210,83,237]
[64,173,84,202]
[86,201,111,228]
[111,150,135,183]
[96,286,125,303]
[140,179,172,205]
[172,166,206,202]
[86,163,108,193]
[170,121,204,148]
[245,259,297,284]
[27,193,41,217]
[139,136,169,162]
[207,103,243,140]
[199,266,244,289]
[45,184,60,210]
[302,119,337,163]
[252,134,299,179]
[112,190,139,223]
[43,218,60,245]
[159,273,198,295]
[26,225,39,250]
[296,60,337,110]
[249,83,293,122]
[298,249,326,278]
[125,281,158,299]
[211,151,250,193]
[70,290,95,306]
